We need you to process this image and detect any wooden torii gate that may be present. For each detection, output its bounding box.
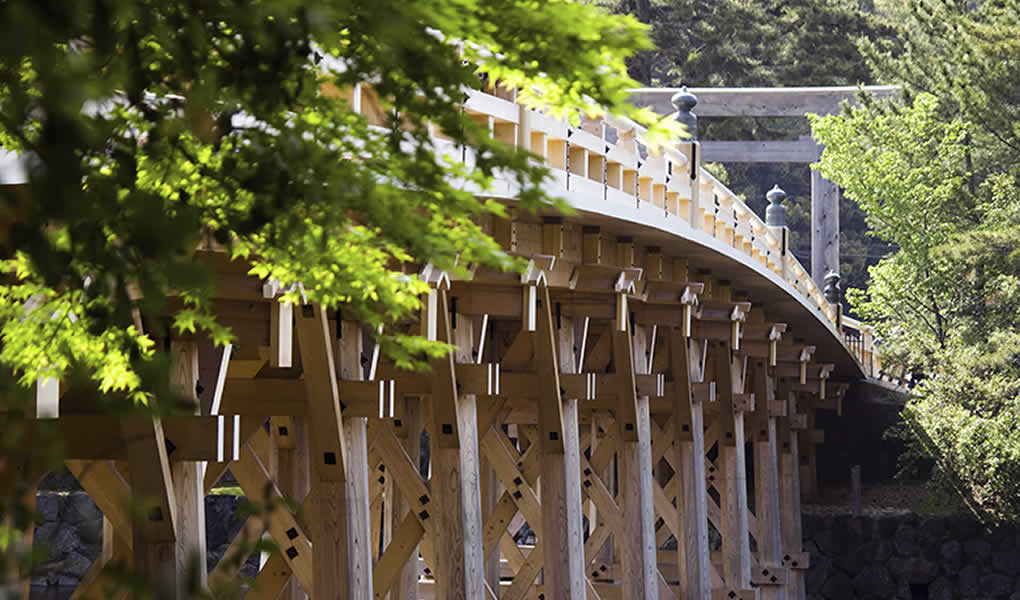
[628,85,899,287]
[3,83,868,600]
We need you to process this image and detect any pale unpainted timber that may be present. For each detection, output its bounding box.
[615,321,660,600]
[534,293,588,600]
[391,397,424,600]
[169,341,207,591]
[699,139,821,163]
[294,304,353,600]
[751,360,786,599]
[713,341,753,591]
[781,390,808,600]
[124,416,178,600]
[337,320,374,600]
[628,85,900,117]
[670,329,713,600]
[429,290,486,600]
[811,169,840,286]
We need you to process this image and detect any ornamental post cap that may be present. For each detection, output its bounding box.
[671,86,698,112]
[823,271,842,304]
[765,185,788,227]
[671,86,698,141]
[766,185,787,204]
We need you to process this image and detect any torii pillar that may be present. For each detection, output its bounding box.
[811,170,839,287]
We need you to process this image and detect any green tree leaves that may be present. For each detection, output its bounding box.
[0,0,665,399]
[812,0,1020,521]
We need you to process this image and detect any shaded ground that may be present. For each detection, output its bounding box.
[807,482,968,518]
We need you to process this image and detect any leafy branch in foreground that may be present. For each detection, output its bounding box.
[0,0,679,401]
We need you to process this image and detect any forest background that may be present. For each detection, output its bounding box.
[602,0,1020,523]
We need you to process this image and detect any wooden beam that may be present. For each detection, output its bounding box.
[228,430,315,594]
[275,413,309,600]
[671,329,712,600]
[699,139,821,163]
[627,85,900,118]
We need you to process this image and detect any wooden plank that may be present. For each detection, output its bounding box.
[781,394,806,600]
[480,429,543,531]
[275,414,309,600]
[65,460,132,549]
[373,513,427,599]
[209,515,267,592]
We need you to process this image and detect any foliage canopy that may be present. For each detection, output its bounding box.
[813,0,1020,521]
[0,0,676,402]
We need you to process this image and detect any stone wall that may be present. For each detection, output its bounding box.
[804,512,1020,600]
[31,490,1020,600]
[30,492,258,592]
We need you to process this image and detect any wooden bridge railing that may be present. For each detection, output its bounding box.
[429,87,843,329]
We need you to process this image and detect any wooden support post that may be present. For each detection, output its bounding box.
[430,290,485,600]
[714,342,752,591]
[295,304,353,600]
[169,341,207,594]
[338,320,374,600]
[614,316,659,600]
[780,390,805,600]
[671,329,712,600]
[392,398,424,600]
[535,296,586,600]
[751,362,784,600]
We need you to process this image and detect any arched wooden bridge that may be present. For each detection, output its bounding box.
[9,84,892,600]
